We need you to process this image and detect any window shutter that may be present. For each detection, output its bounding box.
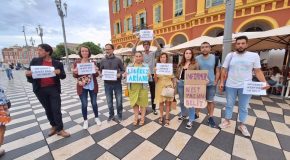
[114,24,117,35]
[119,22,122,33]
[124,19,127,32]
[123,0,127,8]
[136,14,140,26]
[144,11,147,25]
[129,18,133,31]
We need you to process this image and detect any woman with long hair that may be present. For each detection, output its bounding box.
[72,46,101,129]
[154,53,176,126]
[176,48,199,129]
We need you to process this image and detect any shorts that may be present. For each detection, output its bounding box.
[206,85,216,102]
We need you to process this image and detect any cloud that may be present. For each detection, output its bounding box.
[0,0,111,51]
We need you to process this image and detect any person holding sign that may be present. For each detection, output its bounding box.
[72,46,101,129]
[219,36,270,137]
[25,44,70,138]
[195,42,221,128]
[132,36,162,115]
[176,49,199,129]
[154,53,176,126]
[100,44,125,122]
[124,51,150,126]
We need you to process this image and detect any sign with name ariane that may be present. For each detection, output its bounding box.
[126,67,149,83]
[31,66,56,79]
[243,81,267,95]
[77,63,96,75]
[156,63,173,75]
[139,30,154,41]
[102,69,117,80]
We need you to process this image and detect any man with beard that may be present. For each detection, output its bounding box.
[195,42,221,128]
[219,36,270,137]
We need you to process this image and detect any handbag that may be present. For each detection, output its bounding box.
[124,87,129,97]
[161,85,175,98]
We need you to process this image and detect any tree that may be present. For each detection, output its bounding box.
[52,44,76,59]
[79,42,102,55]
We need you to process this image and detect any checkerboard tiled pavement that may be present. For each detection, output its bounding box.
[1,70,290,160]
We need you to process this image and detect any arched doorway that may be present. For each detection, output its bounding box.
[126,43,134,48]
[155,37,166,48]
[236,16,279,32]
[170,33,188,47]
[116,45,123,49]
[204,28,224,37]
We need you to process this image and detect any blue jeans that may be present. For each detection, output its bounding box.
[225,87,252,123]
[104,82,123,118]
[79,89,99,120]
[177,80,195,122]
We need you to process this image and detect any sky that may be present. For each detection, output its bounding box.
[0,0,111,51]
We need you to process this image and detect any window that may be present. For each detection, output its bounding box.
[123,0,132,8]
[112,0,120,13]
[206,0,225,8]
[174,0,183,17]
[136,11,146,29]
[124,17,132,32]
[114,21,121,35]
[154,5,161,23]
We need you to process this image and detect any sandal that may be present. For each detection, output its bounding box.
[133,118,138,126]
[139,119,145,126]
[165,119,170,126]
[158,117,163,124]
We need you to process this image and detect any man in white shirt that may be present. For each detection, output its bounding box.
[219,36,270,137]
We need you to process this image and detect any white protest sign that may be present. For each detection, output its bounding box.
[139,30,154,41]
[31,66,56,79]
[77,63,96,75]
[126,67,149,83]
[156,63,173,75]
[102,70,117,80]
[243,81,267,95]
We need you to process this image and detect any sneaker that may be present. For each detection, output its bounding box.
[83,120,88,129]
[152,110,158,115]
[95,118,101,126]
[186,121,193,129]
[116,117,123,123]
[57,130,71,138]
[207,117,216,128]
[238,125,251,137]
[107,116,114,122]
[178,116,187,121]
[48,126,57,137]
[219,120,231,129]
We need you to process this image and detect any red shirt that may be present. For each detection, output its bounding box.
[40,60,55,87]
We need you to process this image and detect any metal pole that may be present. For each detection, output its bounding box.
[221,0,236,63]
[23,26,28,47]
[22,26,29,64]
[60,16,70,71]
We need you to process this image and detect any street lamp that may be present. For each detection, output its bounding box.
[36,25,44,44]
[55,0,70,72]
[22,26,29,64]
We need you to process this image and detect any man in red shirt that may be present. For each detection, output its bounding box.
[26,44,70,138]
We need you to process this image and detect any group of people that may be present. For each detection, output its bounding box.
[22,36,269,141]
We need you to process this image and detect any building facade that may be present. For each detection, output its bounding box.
[109,0,290,48]
[2,46,37,64]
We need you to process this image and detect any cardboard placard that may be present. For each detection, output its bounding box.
[31,66,56,79]
[184,70,208,108]
[126,67,149,83]
[77,63,96,75]
[156,63,173,75]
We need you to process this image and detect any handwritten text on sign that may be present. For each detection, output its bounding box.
[139,30,154,41]
[184,70,208,108]
[126,67,149,83]
[31,66,55,79]
[243,81,267,95]
[156,63,173,75]
[185,70,208,85]
[102,70,117,80]
[77,63,96,75]
[184,85,207,108]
